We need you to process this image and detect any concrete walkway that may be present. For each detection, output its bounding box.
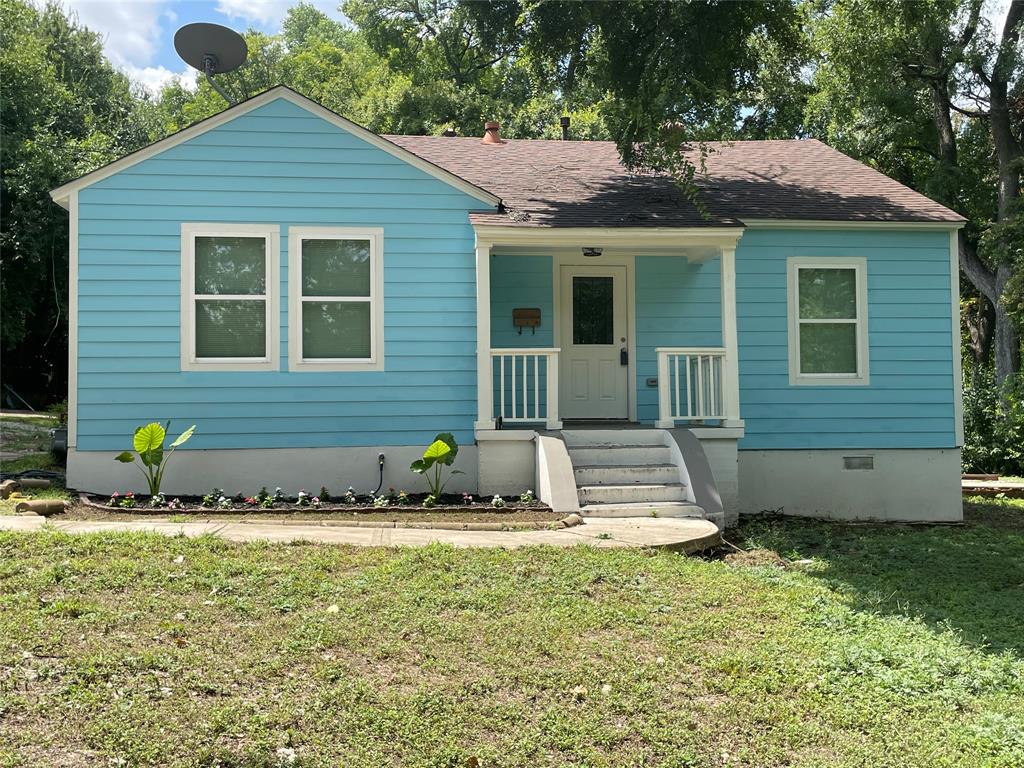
[0,515,721,553]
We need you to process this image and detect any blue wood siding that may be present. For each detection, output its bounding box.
[735,228,956,449]
[635,256,723,423]
[75,97,491,450]
[489,255,553,420]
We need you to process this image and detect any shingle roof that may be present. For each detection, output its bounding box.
[384,135,964,227]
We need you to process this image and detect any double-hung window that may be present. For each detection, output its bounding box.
[288,227,384,371]
[787,257,869,385]
[181,223,279,371]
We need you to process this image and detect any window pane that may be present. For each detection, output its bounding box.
[195,300,266,358]
[302,239,371,297]
[302,301,371,358]
[195,236,266,295]
[799,268,856,319]
[572,276,614,345]
[799,322,857,374]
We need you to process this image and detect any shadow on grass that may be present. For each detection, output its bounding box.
[735,498,1024,656]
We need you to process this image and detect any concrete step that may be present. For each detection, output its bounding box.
[560,429,666,448]
[567,444,672,466]
[573,464,680,486]
[578,483,689,505]
[580,501,706,518]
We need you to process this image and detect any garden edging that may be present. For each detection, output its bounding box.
[77,494,579,531]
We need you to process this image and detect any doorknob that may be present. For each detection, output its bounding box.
[620,347,629,365]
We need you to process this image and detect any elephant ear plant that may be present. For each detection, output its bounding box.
[115,422,196,496]
[410,432,463,499]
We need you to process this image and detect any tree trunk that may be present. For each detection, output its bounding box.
[988,0,1023,385]
[965,292,995,373]
[994,263,1022,384]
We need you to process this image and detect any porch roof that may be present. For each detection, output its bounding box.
[384,135,965,229]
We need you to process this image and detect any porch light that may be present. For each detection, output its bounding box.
[582,247,602,258]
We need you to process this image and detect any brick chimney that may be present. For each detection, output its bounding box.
[482,120,503,144]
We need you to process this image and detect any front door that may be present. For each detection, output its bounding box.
[559,265,629,419]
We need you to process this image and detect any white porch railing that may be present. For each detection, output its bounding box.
[490,348,561,429]
[656,347,735,426]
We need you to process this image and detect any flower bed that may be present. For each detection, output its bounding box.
[92,487,546,515]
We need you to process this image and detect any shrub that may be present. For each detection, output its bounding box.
[114,422,195,496]
[962,369,1024,475]
[410,432,463,498]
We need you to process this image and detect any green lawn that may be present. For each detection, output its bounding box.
[1,503,1022,767]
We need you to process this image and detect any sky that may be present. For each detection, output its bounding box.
[62,0,347,94]
[65,0,1014,97]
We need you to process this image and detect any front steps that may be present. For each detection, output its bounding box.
[561,428,722,528]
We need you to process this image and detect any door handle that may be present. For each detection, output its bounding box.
[620,347,629,365]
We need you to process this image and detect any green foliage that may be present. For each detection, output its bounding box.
[963,370,1024,475]
[114,422,196,496]
[410,432,463,497]
[0,0,158,406]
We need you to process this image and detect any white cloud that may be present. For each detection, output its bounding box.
[123,63,196,94]
[63,0,169,69]
[215,0,343,27]
[214,0,294,27]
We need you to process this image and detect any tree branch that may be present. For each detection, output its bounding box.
[960,233,997,303]
[949,102,989,118]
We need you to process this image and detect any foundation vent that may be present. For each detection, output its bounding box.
[843,456,874,471]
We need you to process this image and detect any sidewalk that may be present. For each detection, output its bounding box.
[0,514,721,553]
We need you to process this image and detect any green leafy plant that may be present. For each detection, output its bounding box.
[410,432,463,498]
[114,422,195,496]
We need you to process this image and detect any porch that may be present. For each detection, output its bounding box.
[473,226,745,433]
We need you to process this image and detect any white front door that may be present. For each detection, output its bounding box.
[559,265,629,420]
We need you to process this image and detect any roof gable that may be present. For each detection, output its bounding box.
[49,86,500,209]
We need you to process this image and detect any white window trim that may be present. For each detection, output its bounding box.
[288,226,385,372]
[180,222,280,372]
[787,256,870,386]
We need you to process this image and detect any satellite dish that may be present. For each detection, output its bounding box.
[174,23,247,103]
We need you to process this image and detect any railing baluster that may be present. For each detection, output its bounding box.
[685,355,693,418]
[673,354,680,419]
[708,355,716,420]
[522,356,527,421]
[510,355,517,420]
[534,355,540,421]
[696,355,705,418]
[499,355,505,420]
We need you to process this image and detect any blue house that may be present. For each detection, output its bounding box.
[51,87,965,525]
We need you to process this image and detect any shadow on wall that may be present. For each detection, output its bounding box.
[735,502,1024,657]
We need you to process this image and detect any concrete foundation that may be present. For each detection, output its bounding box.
[68,445,479,497]
[738,448,963,522]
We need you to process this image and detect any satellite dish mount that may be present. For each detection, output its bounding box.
[174,23,248,105]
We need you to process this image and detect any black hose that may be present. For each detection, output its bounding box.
[372,453,385,495]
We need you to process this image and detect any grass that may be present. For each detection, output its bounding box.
[0,503,1021,767]
[0,416,55,458]
[0,452,60,475]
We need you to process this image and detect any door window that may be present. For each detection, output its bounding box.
[572,276,614,345]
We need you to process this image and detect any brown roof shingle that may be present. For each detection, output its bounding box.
[384,135,964,228]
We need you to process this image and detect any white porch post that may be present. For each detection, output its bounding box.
[655,351,673,428]
[720,246,742,427]
[475,240,495,430]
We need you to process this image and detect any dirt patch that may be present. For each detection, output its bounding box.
[722,548,789,569]
[62,500,562,525]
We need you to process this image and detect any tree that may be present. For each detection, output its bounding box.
[807,0,1024,385]
[460,0,803,195]
[0,0,158,405]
